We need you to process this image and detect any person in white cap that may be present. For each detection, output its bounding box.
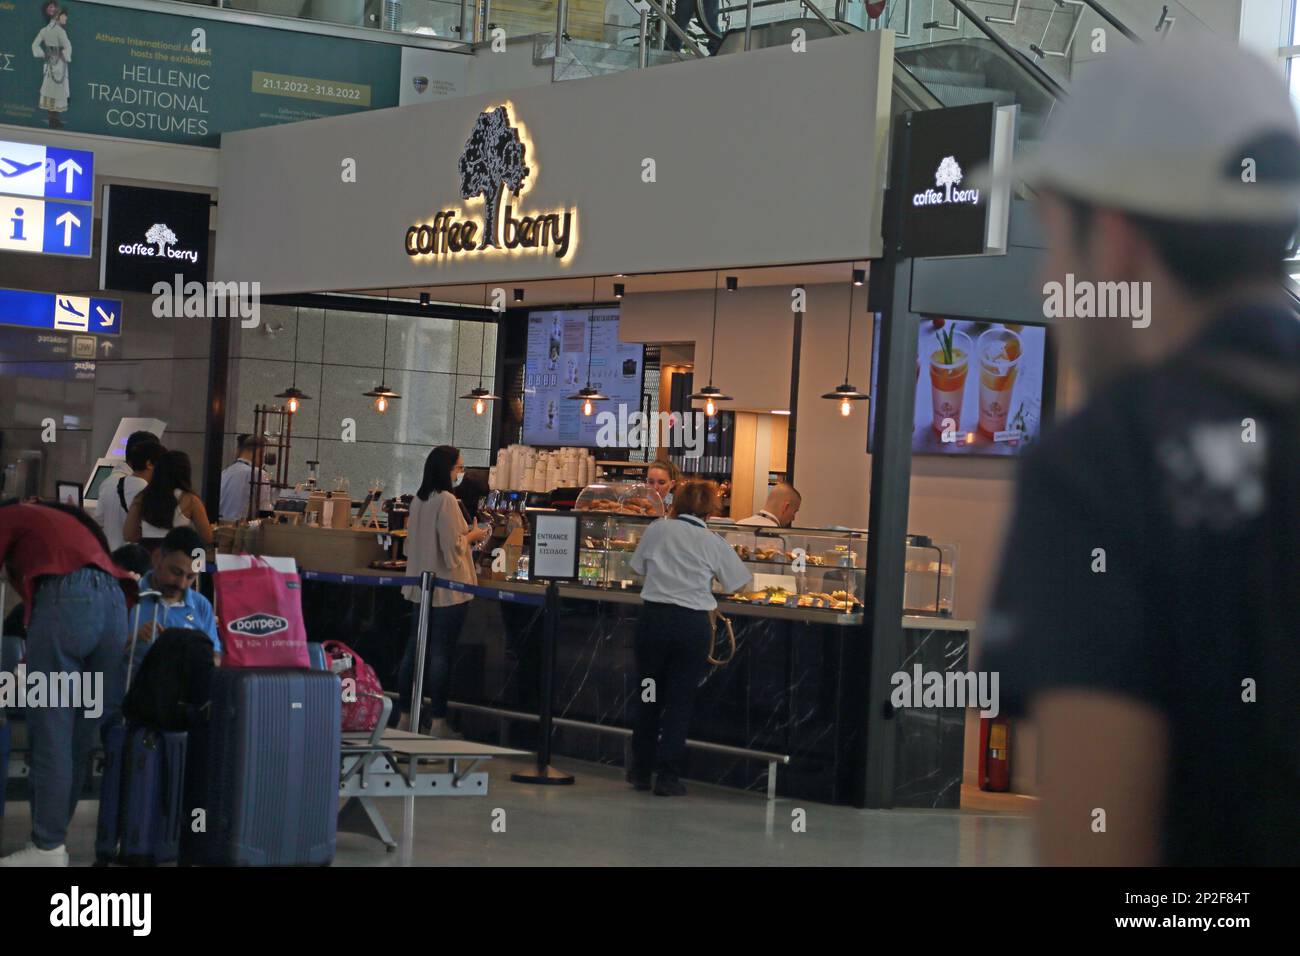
[979,33,1300,866]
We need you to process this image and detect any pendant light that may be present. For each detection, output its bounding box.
[362,291,401,413]
[688,272,734,417]
[822,266,870,417]
[565,277,609,417]
[460,285,501,416]
[274,305,312,414]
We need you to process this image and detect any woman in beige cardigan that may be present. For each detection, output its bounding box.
[397,445,490,737]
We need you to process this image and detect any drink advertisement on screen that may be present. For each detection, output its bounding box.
[522,308,643,448]
[870,316,1050,457]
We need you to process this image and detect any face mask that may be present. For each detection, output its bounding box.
[453,472,464,488]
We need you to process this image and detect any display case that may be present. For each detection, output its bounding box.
[714,524,868,612]
[518,485,959,615]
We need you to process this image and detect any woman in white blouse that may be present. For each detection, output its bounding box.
[398,445,490,737]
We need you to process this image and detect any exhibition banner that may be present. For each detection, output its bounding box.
[0,0,404,147]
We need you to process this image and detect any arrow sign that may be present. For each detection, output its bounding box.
[40,201,91,256]
[95,305,116,327]
[0,142,94,203]
[56,159,82,193]
[55,210,80,246]
[100,340,115,356]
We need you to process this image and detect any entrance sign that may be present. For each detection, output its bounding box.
[0,287,123,336]
[529,512,580,581]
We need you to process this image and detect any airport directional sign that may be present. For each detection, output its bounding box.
[0,139,95,203]
[0,287,122,336]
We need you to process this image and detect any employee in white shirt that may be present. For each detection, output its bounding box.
[97,433,163,551]
[218,434,273,521]
[736,482,802,528]
[628,480,752,796]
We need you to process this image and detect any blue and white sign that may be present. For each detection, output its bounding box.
[0,140,95,203]
[0,287,122,336]
[0,196,93,257]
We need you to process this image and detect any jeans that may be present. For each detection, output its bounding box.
[25,568,127,849]
[630,601,712,781]
[666,0,722,53]
[398,598,471,722]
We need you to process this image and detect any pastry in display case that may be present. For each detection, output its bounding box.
[572,481,666,587]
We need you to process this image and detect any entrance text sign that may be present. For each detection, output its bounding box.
[900,103,996,258]
[529,512,580,582]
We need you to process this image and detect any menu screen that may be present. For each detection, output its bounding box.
[870,316,1049,457]
[522,308,644,447]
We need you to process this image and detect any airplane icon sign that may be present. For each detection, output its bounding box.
[0,288,123,337]
[0,140,94,202]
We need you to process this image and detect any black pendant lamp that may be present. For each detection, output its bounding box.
[274,306,312,414]
[566,277,609,417]
[822,266,870,417]
[460,285,501,416]
[688,272,734,417]
[362,291,401,413]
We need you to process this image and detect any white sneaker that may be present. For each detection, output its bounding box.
[0,843,69,867]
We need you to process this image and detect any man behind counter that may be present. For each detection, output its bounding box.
[735,483,801,528]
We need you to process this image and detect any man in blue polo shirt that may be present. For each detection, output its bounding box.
[130,526,220,665]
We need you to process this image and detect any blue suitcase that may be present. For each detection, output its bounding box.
[181,668,341,867]
[96,724,187,865]
[306,642,327,671]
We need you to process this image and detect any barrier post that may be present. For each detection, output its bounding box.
[409,571,432,733]
[510,579,574,785]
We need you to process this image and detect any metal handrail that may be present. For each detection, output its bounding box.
[638,0,710,56]
[944,0,1067,100]
[798,0,848,36]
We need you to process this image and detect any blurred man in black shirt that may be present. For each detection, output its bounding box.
[980,35,1300,865]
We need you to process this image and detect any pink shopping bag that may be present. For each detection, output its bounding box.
[215,557,310,668]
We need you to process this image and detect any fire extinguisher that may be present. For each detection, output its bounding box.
[979,716,1011,792]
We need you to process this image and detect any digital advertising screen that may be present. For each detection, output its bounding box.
[870,316,1050,458]
[521,308,644,447]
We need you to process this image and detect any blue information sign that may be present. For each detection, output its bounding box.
[0,139,95,203]
[0,287,122,336]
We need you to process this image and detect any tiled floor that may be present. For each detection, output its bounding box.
[3,756,1036,866]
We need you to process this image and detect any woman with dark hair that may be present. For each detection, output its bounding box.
[397,446,489,736]
[123,450,212,549]
[0,499,136,866]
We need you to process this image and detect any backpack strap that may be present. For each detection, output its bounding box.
[117,475,129,511]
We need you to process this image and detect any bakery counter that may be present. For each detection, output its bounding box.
[291,566,972,807]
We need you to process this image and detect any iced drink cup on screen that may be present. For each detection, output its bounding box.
[977,327,1022,437]
[929,329,972,435]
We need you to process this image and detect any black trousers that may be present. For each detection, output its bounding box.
[631,601,712,781]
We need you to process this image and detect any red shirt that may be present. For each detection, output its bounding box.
[0,503,138,624]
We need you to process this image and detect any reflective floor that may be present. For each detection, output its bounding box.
[4,756,1036,866]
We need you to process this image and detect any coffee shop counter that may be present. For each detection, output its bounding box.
[291,565,974,807]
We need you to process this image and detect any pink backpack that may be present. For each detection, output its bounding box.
[321,640,385,732]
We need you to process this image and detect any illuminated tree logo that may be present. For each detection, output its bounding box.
[146,222,177,257]
[935,156,963,202]
[458,107,530,250]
